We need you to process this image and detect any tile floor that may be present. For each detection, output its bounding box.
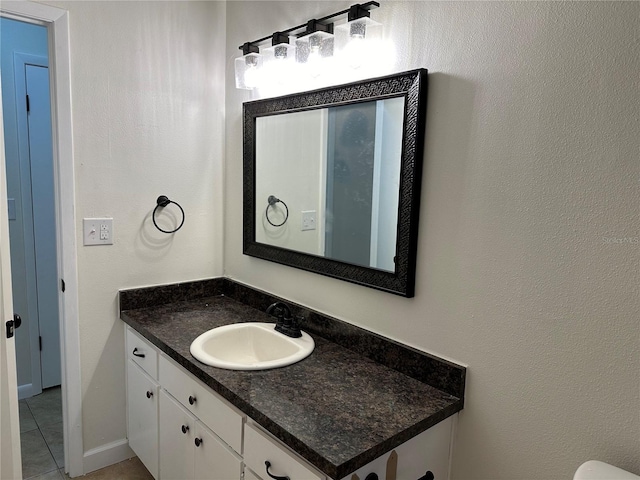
[19,387,153,480]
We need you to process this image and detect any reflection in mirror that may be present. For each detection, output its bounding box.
[244,69,428,297]
[256,97,404,272]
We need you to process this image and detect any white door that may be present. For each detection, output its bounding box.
[159,389,195,480]
[0,84,22,479]
[127,359,159,479]
[24,62,61,389]
[193,421,242,480]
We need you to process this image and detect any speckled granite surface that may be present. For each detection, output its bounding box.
[120,280,465,479]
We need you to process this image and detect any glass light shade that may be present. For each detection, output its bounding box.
[335,17,382,70]
[261,42,297,93]
[263,42,296,63]
[235,52,263,90]
[296,31,334,80]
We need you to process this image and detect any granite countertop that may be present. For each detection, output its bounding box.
[121,285,463,480]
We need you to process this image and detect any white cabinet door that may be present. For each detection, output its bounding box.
[160,389,242,480]
[194,421,242,480]
[127,359,159,479]
[159,390,195,480]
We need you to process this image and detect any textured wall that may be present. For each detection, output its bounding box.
[44,0,226,452]
[225,2,640,479]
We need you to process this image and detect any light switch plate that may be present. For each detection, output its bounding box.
[83,218,113,245]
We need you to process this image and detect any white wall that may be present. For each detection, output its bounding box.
[225,2,639,479]
[42,0,226,455]
[255,110,325,255]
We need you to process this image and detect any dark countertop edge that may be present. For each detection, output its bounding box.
[121,314,462,479]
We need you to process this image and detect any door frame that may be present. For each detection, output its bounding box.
[0,2,83,477]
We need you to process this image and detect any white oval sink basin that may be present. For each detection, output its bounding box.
[190,322,315,371]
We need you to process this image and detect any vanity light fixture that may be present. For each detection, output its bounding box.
[235,42,263,90]
[234,1,380,91]
[335,3,383,70]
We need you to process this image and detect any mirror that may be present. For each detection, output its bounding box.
[243,69,428,297]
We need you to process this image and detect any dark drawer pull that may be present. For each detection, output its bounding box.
[181,425,189,434]
[132,348,145,358]
[265,461,289,480]
[188,395,196,405]
[418,472,435,480]
[146,391,153,399]
[194,437,202,447]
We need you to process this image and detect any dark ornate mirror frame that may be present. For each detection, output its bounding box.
[243,69,428,297]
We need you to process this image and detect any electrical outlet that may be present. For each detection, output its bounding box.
[301,210,316,231]
[83,218,113,245]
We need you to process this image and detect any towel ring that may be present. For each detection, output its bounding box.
[152,195,185,233]
[265,195,288,227]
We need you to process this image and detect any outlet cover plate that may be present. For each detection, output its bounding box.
[83,218,113,245]
[301,210,316,231]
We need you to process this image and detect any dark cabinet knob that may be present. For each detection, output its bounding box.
[188,395,196,405]
[146,391,153,399]
[194,437,202,447]
[265,461,290,480]
[181,425,189,434]
[132,348,145,358]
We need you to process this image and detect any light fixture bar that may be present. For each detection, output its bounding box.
[237,1,379,51]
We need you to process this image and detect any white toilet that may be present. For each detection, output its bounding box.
[574,461,640,480]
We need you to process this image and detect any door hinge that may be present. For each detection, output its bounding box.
[39,336,42,351]
[26,94,30,113]
[61,279,66,292]
[5,314,22,339]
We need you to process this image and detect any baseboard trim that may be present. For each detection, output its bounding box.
[18,383,33,400]
[82,438,135,475]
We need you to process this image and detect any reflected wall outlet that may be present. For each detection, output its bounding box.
[83,218,113,245]
[301,210,316,231]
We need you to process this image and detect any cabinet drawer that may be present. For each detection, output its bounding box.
[159,355,244,453]
[244,422,324,480]
[126,327,158,379]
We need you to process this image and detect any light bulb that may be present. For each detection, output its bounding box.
[244,64,260,89]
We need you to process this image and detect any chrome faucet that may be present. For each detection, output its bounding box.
[266,302,302,338]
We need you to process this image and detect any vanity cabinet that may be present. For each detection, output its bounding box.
[159,390,242,480]
[125,325,455,480]
[126,329,160,479]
